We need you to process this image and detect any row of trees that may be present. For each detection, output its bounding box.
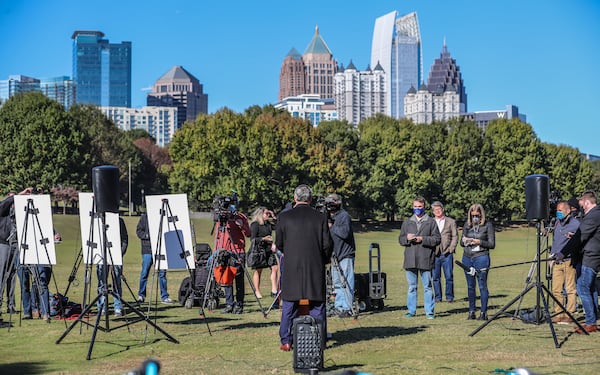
[0,92,597,221]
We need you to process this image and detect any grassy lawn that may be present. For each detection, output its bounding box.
[1,215,599,374]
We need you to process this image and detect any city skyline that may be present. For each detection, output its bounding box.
[1,1,598,154]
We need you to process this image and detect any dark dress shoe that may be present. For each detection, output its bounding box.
[477,312,488,321]
[280,343,291,351]
[467,311,476,320]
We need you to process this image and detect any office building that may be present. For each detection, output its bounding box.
[334,61,386,125]
[279,26,337,101]
[146,65,208,128]
[404,83,462,124]
[101,106,178,147]
[275,94,337,126]
[0,75,75,109]
[404,42,467,124]
[461,105,527,129]
[371,11,422,118]
[279,48,305,100]
[72,30,131,107]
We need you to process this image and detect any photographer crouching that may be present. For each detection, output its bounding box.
[213,193,251,314]
[326,193,356,318]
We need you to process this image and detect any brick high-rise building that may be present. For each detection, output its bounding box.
[278,26,337,101]
[278,48,305,101]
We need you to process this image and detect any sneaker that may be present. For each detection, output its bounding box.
[114,309,123,317]
[426,314,435,320]
[161,297,174,304]
[404,312,415,318]
[338,310,353,318]
[222,305,234,314]
[23,314,32,320]
[32,310,40,319]
[137,295,145,303]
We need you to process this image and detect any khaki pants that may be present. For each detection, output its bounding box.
[551,259,577,314]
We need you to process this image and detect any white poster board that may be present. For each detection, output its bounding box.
[78,192,123,266]
[145,194,195,270]
[14,195,57,265]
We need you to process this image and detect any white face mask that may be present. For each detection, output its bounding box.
[472,216,480,224]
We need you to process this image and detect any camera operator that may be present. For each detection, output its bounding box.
[214,197,251,314]
[249,207,279,301]
[326,193,356,318]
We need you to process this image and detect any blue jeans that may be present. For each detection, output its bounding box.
[462,255,490,313]
[405,268,434,315]
[18,265,52,316]
[432,253,454,302]
[97,265,123,311]
[332,257,354,311]
[576,265,597,325]
[138,253,169,300]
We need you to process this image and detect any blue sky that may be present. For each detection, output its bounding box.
[1,0,599,154]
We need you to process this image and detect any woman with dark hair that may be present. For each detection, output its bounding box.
[461,203,495,321]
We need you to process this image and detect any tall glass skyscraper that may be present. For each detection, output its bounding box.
[371,11,422,118]
[72,30,131,107]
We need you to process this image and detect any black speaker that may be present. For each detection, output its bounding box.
[292,315,324,373]
[525,174,549,221]
[92,165,120,213]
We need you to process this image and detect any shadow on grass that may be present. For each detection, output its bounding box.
[330,325,426,347]
[0,361,48,375]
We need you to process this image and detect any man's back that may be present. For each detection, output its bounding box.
[276,204,332,301]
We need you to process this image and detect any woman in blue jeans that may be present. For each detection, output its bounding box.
[461,203,495,321]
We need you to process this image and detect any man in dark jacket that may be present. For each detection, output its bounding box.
[572,191,600,333]
[399,196,441,319]
[326,193,356,318]
[275,184,332,351]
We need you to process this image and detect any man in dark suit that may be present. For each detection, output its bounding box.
[275,184,332,351]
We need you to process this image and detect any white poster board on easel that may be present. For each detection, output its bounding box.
[78,192,123,266]
[14,195,57,265]
[145,194,195,270]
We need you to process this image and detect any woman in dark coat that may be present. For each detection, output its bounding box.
[461,203,495,321]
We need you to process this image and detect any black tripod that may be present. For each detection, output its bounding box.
[204,215,267,317]
[149,198,211,335]
[468,221,588,347]
[56,206,178,360]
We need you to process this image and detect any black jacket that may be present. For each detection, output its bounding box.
[136,213,152,255]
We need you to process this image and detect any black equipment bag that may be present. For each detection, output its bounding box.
[292,315,324,373]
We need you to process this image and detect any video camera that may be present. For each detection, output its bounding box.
[213,192,239,224]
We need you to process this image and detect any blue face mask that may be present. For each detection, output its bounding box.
[556,211,565,220]
[413,207,425,216]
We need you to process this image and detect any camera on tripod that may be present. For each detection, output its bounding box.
[213,192,239,224]
[314,195,341,215]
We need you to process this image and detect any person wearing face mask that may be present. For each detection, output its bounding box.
[399,196,441,319]
[461,203,495,321]
[549,201,580,324]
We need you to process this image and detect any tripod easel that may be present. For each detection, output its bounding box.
[13,195,65,329]
[329,254,358,319]
[468,221,588,347]
[149,198,211,335]
[56,200,178,360]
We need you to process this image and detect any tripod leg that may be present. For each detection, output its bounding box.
[56,293,104,344]
[470,283,536,336]
[538,285,560,347]
[541,283,588,335]
[118,298,179,343]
